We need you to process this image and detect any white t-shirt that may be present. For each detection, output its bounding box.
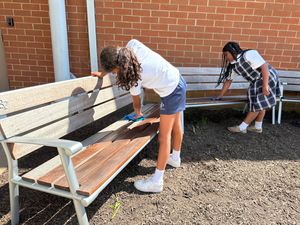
[126,39,180,97]
[229,50,266,80]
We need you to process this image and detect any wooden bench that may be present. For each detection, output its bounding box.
[0,75,160,225]
[178,67,277,124]
[277,70,300,124]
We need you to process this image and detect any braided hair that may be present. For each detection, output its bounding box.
[217,42,243,86]
[100,46,142,91]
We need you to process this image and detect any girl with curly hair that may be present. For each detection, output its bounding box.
[215,41,280,133]
[92,39,186,193]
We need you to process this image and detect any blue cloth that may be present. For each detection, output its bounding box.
[160,75,186,115]
[124,113,145,122]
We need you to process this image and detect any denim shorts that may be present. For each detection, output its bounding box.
[160,75,186,115]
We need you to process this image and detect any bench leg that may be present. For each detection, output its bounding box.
[272,106,275,125]
[73,199,89,225]
[278,100,283,124]
[9,181,19,225]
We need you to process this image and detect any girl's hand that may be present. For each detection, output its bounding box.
[263,86,269,96]
[211,96,222,101]
[134,112,143,119]
[91,71,104,78]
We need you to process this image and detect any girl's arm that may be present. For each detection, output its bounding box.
[260,63,270,96]
[91,71,107,78]
[131,95,143,117]
[217,80,232,98]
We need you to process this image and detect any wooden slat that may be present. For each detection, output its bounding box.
[36,106,159,187]
[186,96,247,105]
[53,120,159,195]
[53,119,158,191]
[183,75,246,83]
[178,67,221,75]
[37,141,112,186]
[76,124,159,196]
[81,104,158,147]
[283,85,300,92]
[0,86,128,138]
[9,94,132,159]
[21,104,159,183]
[280,78,300,85]
[0,75,116,115]
[186,83,249,91]
[278,70,300,78]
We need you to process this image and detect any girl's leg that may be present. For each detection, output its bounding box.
[248,110,265,132]
[255,110,266,122]
[168,112,183,167]
[157,113,177,170]
[134,113,176,193]
[228,111,259,133]
[243,111,260,124]
[171,111,183,151]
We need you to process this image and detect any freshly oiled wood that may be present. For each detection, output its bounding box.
[9,94,132,160]
[54,139,131,191]
[36,141,112,186]
[54,115,159,192]
[0,75,116,115]
[36,116,155,186]
[0,86,128,139]
[22,156,61,183]
[77,123,159,196]
[22,104,159,185]
[81,104,159,147]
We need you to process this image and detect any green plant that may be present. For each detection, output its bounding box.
[110,195,122,219]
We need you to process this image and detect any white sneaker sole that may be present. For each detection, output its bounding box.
[134,181,163,193]
[167,158,181,168]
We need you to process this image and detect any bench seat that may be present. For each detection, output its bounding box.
[186,95,247,108]
[22,104,160,197]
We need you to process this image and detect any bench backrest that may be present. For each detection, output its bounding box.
[177,67,249,91]
[277,70,300,92]
[0,75,131,160]
[178,67,300,93]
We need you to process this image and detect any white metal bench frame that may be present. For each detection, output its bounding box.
[0,75,159,225]
[277,70,300,124]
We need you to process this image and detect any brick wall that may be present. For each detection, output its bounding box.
[0,0,90,89]
[1,0,300,90]
[0,0,53,88]
[95,0,300,70]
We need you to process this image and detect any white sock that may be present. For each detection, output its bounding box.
[171,149,181,161]
[152,168,164,183]
[239,122,249,131]
[255,121,263,129]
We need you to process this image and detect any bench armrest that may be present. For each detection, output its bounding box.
[4,136,83,156]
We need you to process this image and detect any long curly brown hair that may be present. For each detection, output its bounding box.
[100,46,142,91]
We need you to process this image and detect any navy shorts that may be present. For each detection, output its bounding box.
[160,75,186,115]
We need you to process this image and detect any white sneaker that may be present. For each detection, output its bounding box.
[134,176,163,193]
[167,154,181,168]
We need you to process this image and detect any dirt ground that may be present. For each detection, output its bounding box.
[0,108,299,225]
